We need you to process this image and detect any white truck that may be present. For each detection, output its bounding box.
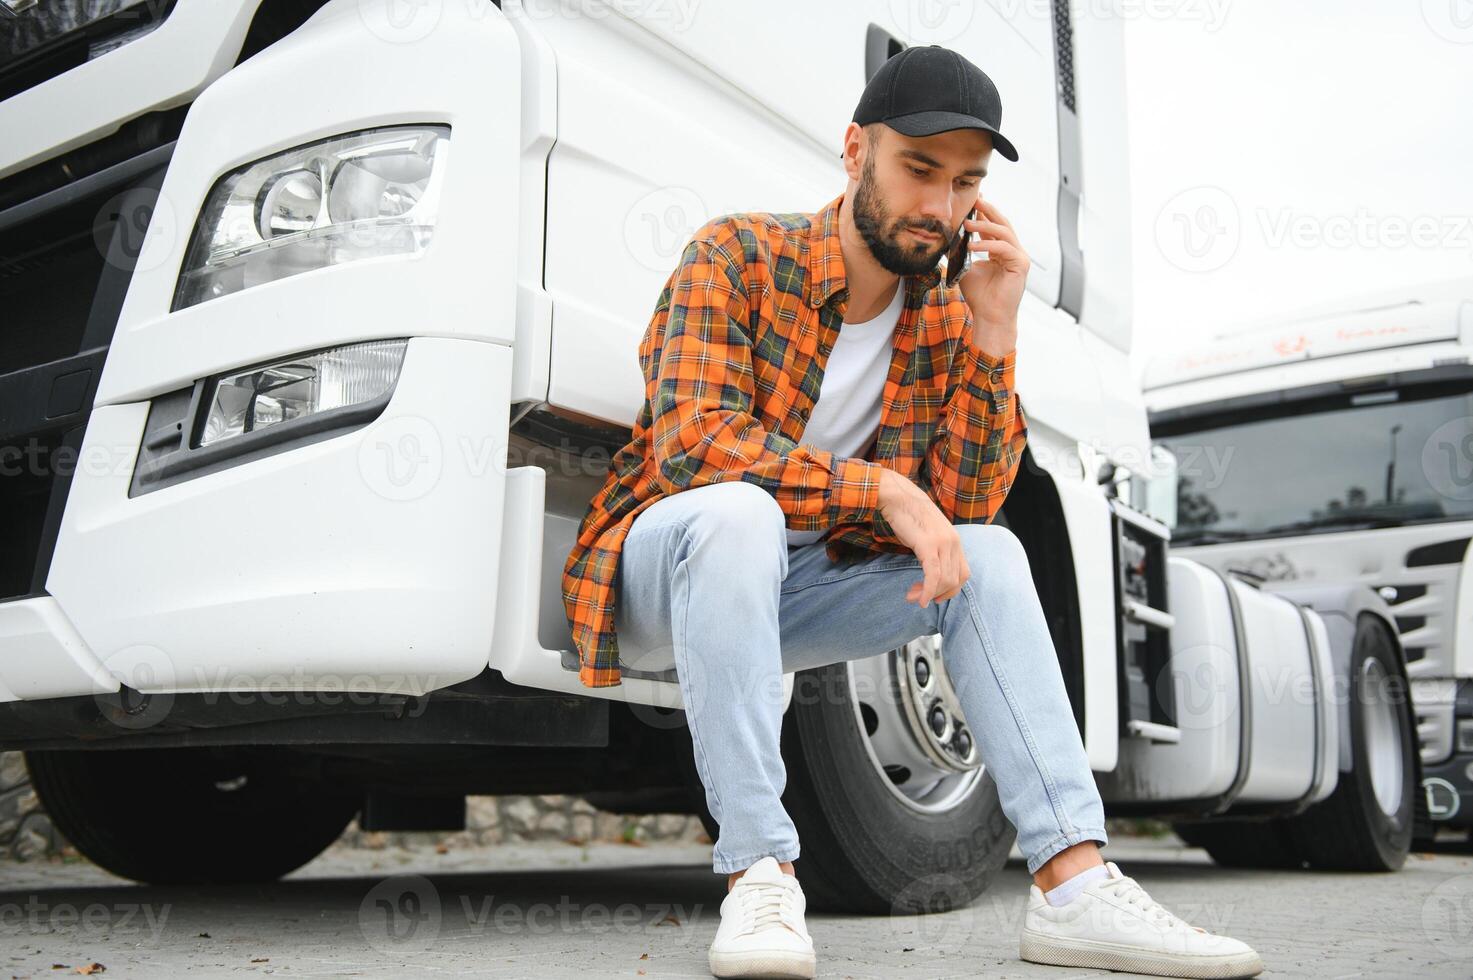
[0,0,1412,905]
[1144,280,1472,853]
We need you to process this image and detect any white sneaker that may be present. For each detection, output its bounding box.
[707,856,816,979]
[1020,861,1264,979]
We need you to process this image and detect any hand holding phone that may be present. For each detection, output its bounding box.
[954,193,1030,351]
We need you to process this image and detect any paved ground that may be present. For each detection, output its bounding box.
[2,836,1472,978]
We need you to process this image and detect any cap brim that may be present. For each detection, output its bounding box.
[883,110,1019,163]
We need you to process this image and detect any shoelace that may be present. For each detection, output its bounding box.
[1095,874,1204,934]
[736,879,800,937]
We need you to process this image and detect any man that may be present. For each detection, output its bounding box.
[562,45,1265,980]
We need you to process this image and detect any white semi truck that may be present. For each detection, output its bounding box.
[1144,280,1471,853]
[0,0,1412,904]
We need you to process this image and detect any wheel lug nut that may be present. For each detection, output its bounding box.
[955,729,972,757]
[929,705,947,735]
[914,658,930,686]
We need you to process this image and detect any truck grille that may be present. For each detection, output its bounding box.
[0,0,176,102]
[0,138,173,600]
[1376,567,1462,763]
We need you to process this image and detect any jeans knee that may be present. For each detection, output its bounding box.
[957,522,1031,584]
[690,481,784,533]
[676,482,787,569]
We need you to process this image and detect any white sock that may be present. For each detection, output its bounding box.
[1043,863,1111,907]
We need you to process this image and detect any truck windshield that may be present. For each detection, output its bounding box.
[1158,383,1473,544]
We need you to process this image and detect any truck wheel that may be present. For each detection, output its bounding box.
[1284,614,1415,871]
[776,640,1015,914]
[1170,819,1303,869]
[26,747,359,885]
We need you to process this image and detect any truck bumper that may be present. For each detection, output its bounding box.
[0,336,512,701]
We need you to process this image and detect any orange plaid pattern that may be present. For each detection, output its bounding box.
[561,191,1028,688]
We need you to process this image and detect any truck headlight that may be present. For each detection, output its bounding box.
[198,339,408,447]
[172,125,450,310]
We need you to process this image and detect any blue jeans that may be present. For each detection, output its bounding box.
[614,481,1108,876]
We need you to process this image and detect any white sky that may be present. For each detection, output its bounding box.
[1122,0,1473,379]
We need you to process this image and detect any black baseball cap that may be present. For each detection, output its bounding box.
[852,44,1019,163]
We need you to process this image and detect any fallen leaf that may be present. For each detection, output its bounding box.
[75,966,105,976]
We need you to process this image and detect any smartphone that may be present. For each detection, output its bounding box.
[945,205,977,287]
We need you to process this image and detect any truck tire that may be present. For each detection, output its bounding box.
[26,747,359,885]
[775,649,1015,914]
[1170,819,1304,869]
[1284,614,1415,871]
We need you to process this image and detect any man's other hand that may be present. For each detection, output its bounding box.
[876,468,972,608]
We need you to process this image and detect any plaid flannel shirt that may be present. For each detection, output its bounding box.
[561,191,1028,688]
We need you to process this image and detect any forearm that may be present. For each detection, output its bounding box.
[652,409,884,525]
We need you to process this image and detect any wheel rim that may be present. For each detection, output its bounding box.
[847,634,985,813]
[1360,656,1405,816]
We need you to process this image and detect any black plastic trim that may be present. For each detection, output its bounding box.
[864,23,905,83]
[0,668,608,752]
[1051,0,1083,318]
[0,141,174,235]
[1406,537,1472,568]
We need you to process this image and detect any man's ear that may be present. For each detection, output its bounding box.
[840,122,865,180]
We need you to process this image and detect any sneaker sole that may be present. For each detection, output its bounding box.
[1020,929,1264,979]
[708,947,817,979]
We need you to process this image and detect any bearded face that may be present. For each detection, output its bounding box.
[850,149,956,278]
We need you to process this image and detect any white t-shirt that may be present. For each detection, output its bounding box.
[786,280,905,547]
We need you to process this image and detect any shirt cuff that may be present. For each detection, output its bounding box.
[963,343,1017,399]
[969,343,1015,377]
[831,456,883,520]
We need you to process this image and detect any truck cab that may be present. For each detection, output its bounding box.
[1143,283,1472,846]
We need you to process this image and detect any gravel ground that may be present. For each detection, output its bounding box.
[1,835,1471,978]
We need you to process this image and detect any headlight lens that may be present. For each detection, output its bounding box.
[173,125,450,310]
[198,339,408,447]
